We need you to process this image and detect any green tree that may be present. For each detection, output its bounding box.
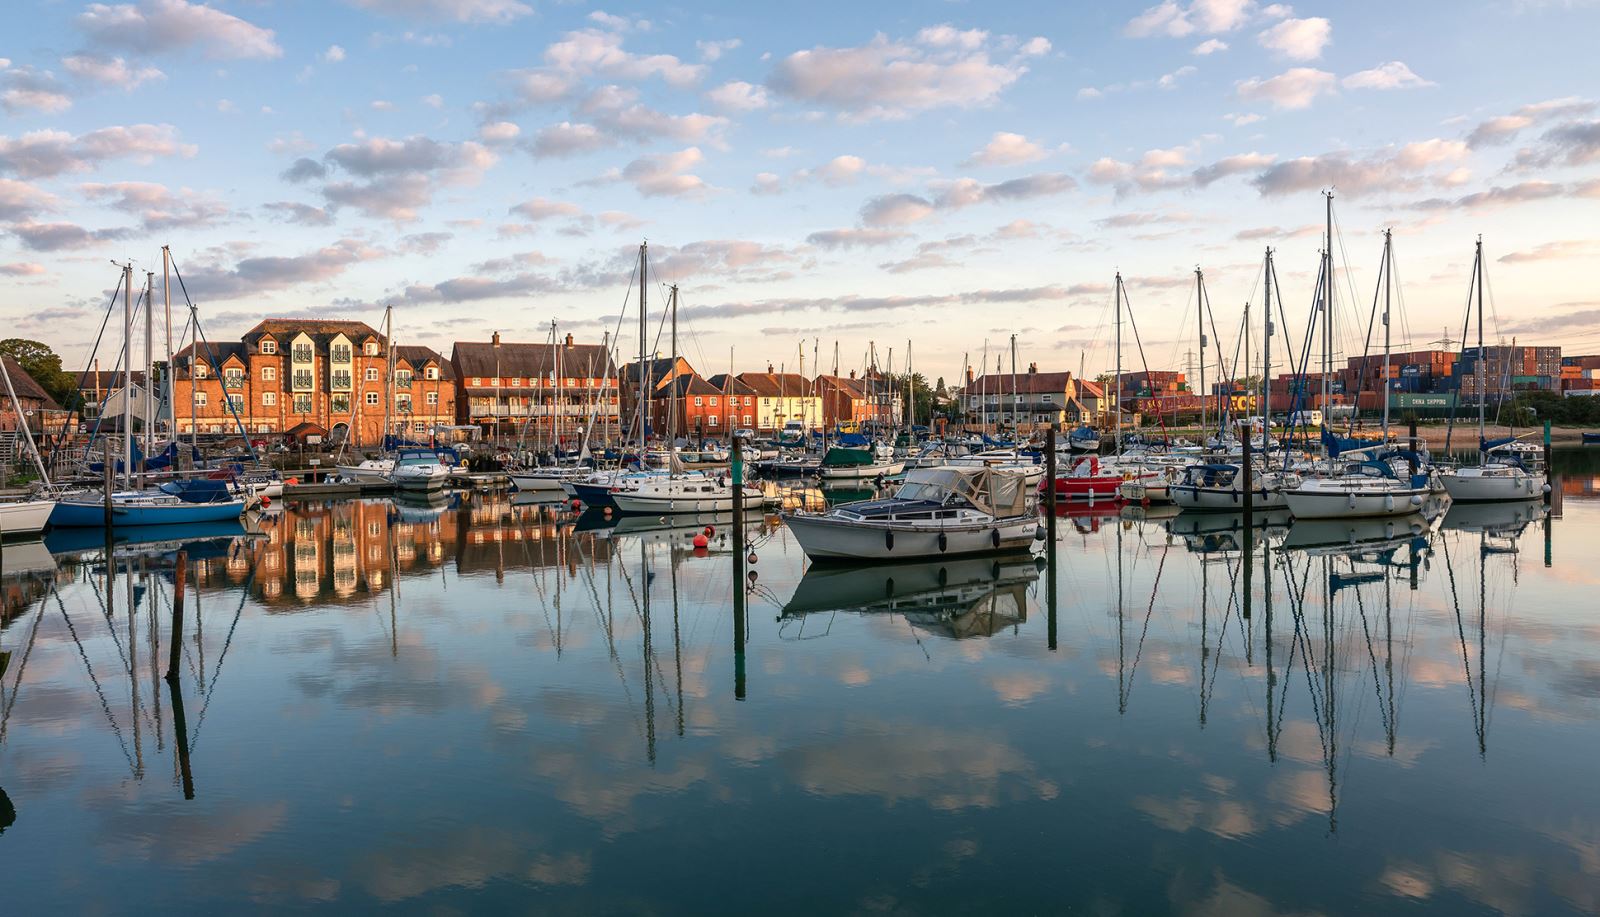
[0,338,79,409]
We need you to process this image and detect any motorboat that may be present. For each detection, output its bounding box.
[563,468,707,508]
[1169,462,1302,512]
[0,498,57,537]
[387,449,451,491]
[509,464,590,494]
[782,466,1039,561]
[1067,425,1102,452]
[816,445,904,481]
[943,449,1044,485]
[336,457,394,483]
[609,475,763,515]
[1282,457,1431,520]
[1041,455,1124,501]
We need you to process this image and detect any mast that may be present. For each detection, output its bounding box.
[1114,272,1124,456]
[1196,268,1208,440]
[1322,191,1334,423]
[1475,236,1485,444]
[1263,247,1274,443]
[143,270,154,466]
[907,340,915,432]
[122,262,133,488]
[162,247,173,461]
[550,319,560,452]
[639,242,649,450]
[1009,333,1017,437]
[1381,229,1393,440]
[668,284,679,462]
[383,304,393,446]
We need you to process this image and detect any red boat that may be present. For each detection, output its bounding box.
[1041,456,1126,501]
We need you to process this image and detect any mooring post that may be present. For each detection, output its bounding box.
[1408,418,1420,478]
[1543,420,1552,505]
[166,550,187,681]
[1242,423,1254,620]
[731,436,747,699]
[103,438,114,529]
[1242,422,1254,516]
[1045,426,1058,651]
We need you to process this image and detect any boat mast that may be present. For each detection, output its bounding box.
[383,304,393,447]
[1263,247,1274,445]
[122,262,133,488]
[1475,236,1485,445]
[1322,191,1334,426]
[1114,272,1123,456]
[162,246,173,462]
[638,242,649,450]
[550,319,559,453]
[1381,229,1393,441]
[908,340,915,433]
[1196,268,1207,441]
[668,284,679,465]
[1009,333,1018,438]
[143,270,154,468]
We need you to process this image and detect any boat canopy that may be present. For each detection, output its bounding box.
[893,467,1030,517]
[821,446,875,467]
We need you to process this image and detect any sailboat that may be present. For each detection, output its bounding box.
[1438,238,1549,503]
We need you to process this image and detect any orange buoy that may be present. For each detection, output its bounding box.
[704,525,715,536]
[692,533,709,548]
[260,496,271,507]
[570,499,581,510]
[747,551,758,564]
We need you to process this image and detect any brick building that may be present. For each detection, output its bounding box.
[172,319,456,446]
[962,365,1100,432]
[451,333,619,445]
[1,356,67,434]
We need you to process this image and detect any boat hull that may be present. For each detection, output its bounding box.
[1438,470,1546,502]
[782,511,1039,561]
[818,461,905,480]
[1170,484,1291,511]
[1043,475,1124,501]
[49,496,246,527]
[0,499,56,536]
[611,488,761,515]
[1283,486,1428,520]
[510,473,572,493]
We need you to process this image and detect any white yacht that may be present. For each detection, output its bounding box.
[388,450,451,491]
[610,476,763,514]
[1170,462,1302,511]
[1283,456,1430,520]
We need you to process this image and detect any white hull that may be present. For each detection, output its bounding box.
[783,512,1039,560]
[1283,485,1428,520]
[1438,469,1546,502]
[1170,484,1291,511]
[336,462,393,483]
[611,486,762,515]
[391,468,451,490]
[818,461,905,480]
[0,499,56,535]
[511,473,578,493]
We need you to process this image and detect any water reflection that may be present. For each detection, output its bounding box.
[0,457,1598,914]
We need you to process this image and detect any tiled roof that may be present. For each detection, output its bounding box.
[618,356,694,389]
[815,374,871,399]
[736,372,815,397]
[245,319,384,345]
[660,374,723,397]
[77,370,148,390]
[705,373,758,396]
[452,340,618,388]
[969,371,1076,395]
[394,345,448,371]
[4,356,61,410]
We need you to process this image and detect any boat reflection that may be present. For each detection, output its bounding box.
[1167,509,1293,554]
[1440,497,1547,535]
[781,553,1039,640]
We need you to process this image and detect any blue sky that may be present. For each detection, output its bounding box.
[4,0,1599,383]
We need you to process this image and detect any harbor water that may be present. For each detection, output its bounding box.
[2,450,1599,914]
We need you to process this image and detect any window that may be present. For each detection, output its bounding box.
[228,394,244,411]
[193,391,207,406]
[394,370,412,388]
[331,394,350,414]
[293,344,313,363]
[223,369,244,389]
[709,396,718,406]
[262,366,276,381]
[293,370,314,389]
[262,392,277,406]
[293,394,312,414]
[709,415,719,427]
[331,344,351,362]
[366,392,380,406]
[396,395,412,413]
[742,414,752,425]
[364,342,378,356]
[365,367,379,381]
[471,377,481,386]
[744,396,753,406]
[510,377,521,387]
[413,421,426,433]
[331,370,351,391]
[194,363,208,379]
[426,392,438,406]
[565,378,576,387]
[693,396,703,407]
[259,339,276,355]
[425,366,438,380]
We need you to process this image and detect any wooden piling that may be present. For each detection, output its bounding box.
[166,550,187,682]
[731,436,747,699]
[1045,427,1058,652]
[1543,420,1553,505]
[103,438,114,529]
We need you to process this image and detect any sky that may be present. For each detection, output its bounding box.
[3,0,1599,385]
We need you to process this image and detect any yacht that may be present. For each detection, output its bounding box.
[782,466,1038,561]
[943,449,1044,485]
[1438,440,1547,503]
[610,475,762,514]
[0,498,57,536]
[388,449,452,492]
[1282,457,1430,520]
[1170,463,1302,511]
[336,457,394,483]
[816,445,904,481]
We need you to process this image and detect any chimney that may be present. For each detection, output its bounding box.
[565,333,574,347]
[767,362,774,374]
[492,331,501,347]
[966,368,974,385]
[1028,362,1037,374]
[849,369,856,380]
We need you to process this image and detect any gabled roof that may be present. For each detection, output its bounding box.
[173,342,248,377]
[1078,379,1105,399]
[394,345,448,372]
[659,374,722,397]
[4,356,62,410]
[968,371,1076,395]
[451,340,617,390]
[618,356,694,389]
[78,370,148,390]
[737,372,815,397]
[705,373,758,396]
[814,374,870,399]
[245,320,384,346]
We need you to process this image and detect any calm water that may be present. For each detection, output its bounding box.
[4,452,1600,915]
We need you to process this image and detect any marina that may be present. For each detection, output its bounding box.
[2,451,1598,913]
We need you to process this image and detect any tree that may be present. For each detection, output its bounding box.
[0,338,79,409]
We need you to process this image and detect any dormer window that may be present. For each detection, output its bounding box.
[364,341,379,356]
[260,339,277,355]
[293,344,313,364]
[331,343,351,363]
[425,366,438,380]
[194,362,208,379]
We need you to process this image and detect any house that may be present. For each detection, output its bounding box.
[735,368,822,433]
[618,355,695,431]
[172,319,457,446]
[705,374,759,432]
[814,372,896,428]
[1,356,67,435]
[960,364,1103,432]
[651,374,744,440]
[451,333,619,445]
[76,368,148,422]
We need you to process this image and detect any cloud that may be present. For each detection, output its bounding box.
[706,80,768,112]
[1467,96,1594,148]
[1191,151,1277,186]
[1096,210,1194,229]
[303,135,496,221]
[76,0,283,60]
[1193,38,1229,54]
[322,44,346,63]
[696,39,741,62]
[477,121,520,143]
[0,123,196,178]
[262,201,334,226]
[767,31,1035,121]
[542,28,704,88]
[281,157,328,182]
[1125,0,1261,38]
[612,147,710,197]
[507,197,581,221]
[1497,240,1600,263]
[324,134,494,178]
[1511,119,1600,169]
[1253,139,1468,196]
[1257,17,1331,61]
[1406,180,1566,211]
[0,63,73,114]
[0,262,46,277]
[7,221,133,251]
[529,122,608,157]
[522,85,727,156]
[1236,67,1336,109]
[0,178,59,220]
[1159,64,1198,88]
[805,227,909,249]
[179,237,387,300]
[681,283,1088,321]
[860,192,935,226]
[61,54,164,89]
[1468,115,1535,148]
[1342,61,1434,90]
[80,180,228,229]
[963,131,1049,167]
[343,0,532,23]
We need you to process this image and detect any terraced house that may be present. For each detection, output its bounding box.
[172,319,456,446]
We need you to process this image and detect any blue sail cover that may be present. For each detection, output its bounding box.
[834,432,870,447]
[1480,436,1516,453]
[158,479,234,503]
[1321,427,1365,458]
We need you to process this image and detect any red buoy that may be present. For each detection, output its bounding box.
[570,499,581,510]
[704,525,715,536]
[692,533,709,548]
